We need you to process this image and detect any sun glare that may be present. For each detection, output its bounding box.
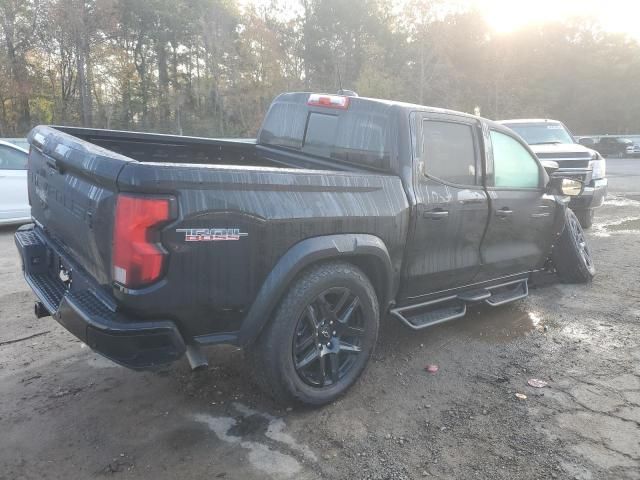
[477,0,640,38]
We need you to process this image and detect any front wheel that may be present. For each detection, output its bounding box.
[247,261,379,407]
[551,208,595,283]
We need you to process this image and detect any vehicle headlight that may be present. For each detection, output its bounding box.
[589,152,606,180]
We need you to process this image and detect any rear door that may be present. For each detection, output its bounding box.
[0,144,29,222]
[475,127,557,280]
[399,113,489,301]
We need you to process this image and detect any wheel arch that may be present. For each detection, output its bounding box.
[238,234,395,346]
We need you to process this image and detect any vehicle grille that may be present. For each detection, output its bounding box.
[535,152,591,168]
[535,151,591,159]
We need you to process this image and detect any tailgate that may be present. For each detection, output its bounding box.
[28,126,134,286]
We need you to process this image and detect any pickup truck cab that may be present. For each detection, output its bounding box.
[16,93,593,406]
[498,119,608,228]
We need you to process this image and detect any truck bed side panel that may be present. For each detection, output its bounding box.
[116,162,410,338]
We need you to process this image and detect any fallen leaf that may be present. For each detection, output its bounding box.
[527,378,548,388]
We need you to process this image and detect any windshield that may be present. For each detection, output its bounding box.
[503,123,574,145]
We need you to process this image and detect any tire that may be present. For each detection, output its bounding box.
[551,208,595,283]
[247,261,379,407]
[574,208,594,229]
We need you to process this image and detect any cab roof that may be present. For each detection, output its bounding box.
[275,92,483,122]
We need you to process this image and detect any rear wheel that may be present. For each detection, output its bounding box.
[574,208,594,229]
[552,208,595,283]
[248,261,379,407]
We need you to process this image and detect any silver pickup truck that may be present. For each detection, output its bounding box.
[498,119,607,229]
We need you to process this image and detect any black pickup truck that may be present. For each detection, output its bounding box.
[16,92,594,406]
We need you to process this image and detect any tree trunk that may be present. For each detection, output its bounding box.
[1,5,31,134]
[156,33,170,131]
[75,0,92,127]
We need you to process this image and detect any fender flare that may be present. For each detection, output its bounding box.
[237,234,394,346]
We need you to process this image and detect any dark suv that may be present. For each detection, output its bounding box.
[583,136,640,158]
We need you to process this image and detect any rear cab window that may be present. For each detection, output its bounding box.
[412,111,484,188]
[259,94,391,171]
[421,119,480,186]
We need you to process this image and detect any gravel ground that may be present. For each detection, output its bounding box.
[1,173,639,479]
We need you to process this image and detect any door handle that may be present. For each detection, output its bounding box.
[423,209,449,220]
[496,207,513,218]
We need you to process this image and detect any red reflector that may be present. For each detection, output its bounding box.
[112,195,172,288]
[307,93,350,109]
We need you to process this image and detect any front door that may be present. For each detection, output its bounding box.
[399,114,490,302]
[475,127,557,281]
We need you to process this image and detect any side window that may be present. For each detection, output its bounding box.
[422,120,478,186]
[0,146,28,170]
[490,130,540,188]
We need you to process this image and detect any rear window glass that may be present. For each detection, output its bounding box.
[259,101,307,149]
[259,97,390,170]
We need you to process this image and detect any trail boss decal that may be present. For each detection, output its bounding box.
[176,228,248,242]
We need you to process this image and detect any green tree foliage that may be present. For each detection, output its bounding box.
[0,0,639,136]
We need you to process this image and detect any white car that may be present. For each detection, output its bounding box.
[626,142,640,157]
[0,139,30,226]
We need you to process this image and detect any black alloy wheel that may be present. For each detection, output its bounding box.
[292,287,365,387]
[247,261,379,406]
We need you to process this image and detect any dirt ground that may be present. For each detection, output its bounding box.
[1,186,639,479]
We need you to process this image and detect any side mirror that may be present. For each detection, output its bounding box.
[547,177,584,197]
[541,160,560,176]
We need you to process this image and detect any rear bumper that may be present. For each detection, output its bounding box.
[14,225,186,369]
[569,178,608,211]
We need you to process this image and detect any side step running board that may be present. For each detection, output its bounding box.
[485,279,529,306]
[391,296,466,330]
[392,279,528,330]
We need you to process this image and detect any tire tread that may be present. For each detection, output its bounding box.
[247,261,379,406]
[552,209,595,283]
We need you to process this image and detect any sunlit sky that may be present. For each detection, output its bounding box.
[245,0,640,39]
[467,0,640,37]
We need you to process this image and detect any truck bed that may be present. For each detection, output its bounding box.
[53,126,273,167]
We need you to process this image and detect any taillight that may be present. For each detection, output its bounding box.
[112,195,174,288]
[307,93,350,109]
